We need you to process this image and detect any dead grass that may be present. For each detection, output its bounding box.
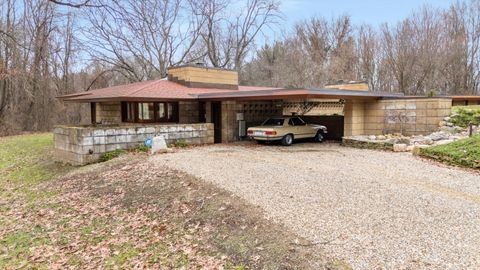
[0,133,343,269]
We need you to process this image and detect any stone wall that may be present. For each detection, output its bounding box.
[54,123,214,165]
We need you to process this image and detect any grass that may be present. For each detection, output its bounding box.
[0,133,71,185]
[419,135,480,169]
[0,133,341,269]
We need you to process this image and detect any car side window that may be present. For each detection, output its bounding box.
[290,117,305,126]
[288,118,295,126]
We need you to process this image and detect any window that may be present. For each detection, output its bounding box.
[262,118,284,126]
[121,102,178,123]
[289,117,306,126]
[138,103,155,121]
[157,103,166,119]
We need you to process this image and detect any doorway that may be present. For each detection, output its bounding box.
[211,102,222,143]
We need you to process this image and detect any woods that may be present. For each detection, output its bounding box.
[243,1,480,96]
[1,0,480,135]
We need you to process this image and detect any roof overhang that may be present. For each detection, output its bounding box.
[449,95,480,101]
[194,88,405,101]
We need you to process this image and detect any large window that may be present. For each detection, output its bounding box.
[121,102,178,123]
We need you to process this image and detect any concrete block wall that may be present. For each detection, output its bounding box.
[345,98,452,136]
[220,100,282,142]
[54,123,214,165]
[96,102,122,124]
[344,100,366,136]
[221,101,240,142]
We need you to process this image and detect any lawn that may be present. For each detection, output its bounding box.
[0,133,337,269]
[419,135,480,169]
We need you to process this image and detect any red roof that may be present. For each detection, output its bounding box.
[58,79,410,102]
[59,79,282,102]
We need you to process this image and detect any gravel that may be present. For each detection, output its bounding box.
[152,142,480,269]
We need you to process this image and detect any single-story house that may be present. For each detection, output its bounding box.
[55,65,480,165]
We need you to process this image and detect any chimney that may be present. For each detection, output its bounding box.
[167,64,239,90]
[325,80,369,91]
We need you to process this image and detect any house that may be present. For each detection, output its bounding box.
[55,64,464,165]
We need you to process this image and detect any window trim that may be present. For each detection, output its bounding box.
[121,101,179,123]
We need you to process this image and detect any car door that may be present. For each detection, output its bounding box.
[290,117,313,139]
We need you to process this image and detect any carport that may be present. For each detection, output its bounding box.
[194,88,405,142]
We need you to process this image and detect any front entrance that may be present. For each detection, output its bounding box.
[211,102,222,143]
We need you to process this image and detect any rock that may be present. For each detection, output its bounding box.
[424,138,434,145]
[411,145,429,155]
[406,145,415,152]
[368,135,376,141]
[376,135,386,140]
[393,143,408,152]
[386,138,398,144]
[449,135,463,141]
[396,137,411,145]
[443,116,451,122]
[412,136,434,145]
[151,136,171,154]
[439,121,447,127]
[429,132,448,141]
[446,122,454,127]
[435,139,454,145]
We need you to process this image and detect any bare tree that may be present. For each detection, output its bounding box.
[193,0,281,69]
[81,0,205,82]
[357,24,378,91]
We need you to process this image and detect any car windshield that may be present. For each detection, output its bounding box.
[262,118,284,126]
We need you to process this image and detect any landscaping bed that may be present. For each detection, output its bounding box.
[418,135,480,169]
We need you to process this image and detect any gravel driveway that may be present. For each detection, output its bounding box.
[152,143,480,269]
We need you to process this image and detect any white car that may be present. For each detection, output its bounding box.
[247,116,328,146]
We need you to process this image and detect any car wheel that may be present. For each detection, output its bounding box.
[315,131,324,142]
[281,134,293,146]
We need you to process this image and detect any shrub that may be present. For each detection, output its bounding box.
[173,140,189,148]
[133,145,150,153]
[451,107,480,128]
[99,149,127,162]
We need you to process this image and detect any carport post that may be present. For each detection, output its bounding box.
[343,100,365,136]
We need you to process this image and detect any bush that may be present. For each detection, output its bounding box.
[99,149,127,162]
[173,140,189,148]
[133,145,150,153]
[450,107,480,128]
